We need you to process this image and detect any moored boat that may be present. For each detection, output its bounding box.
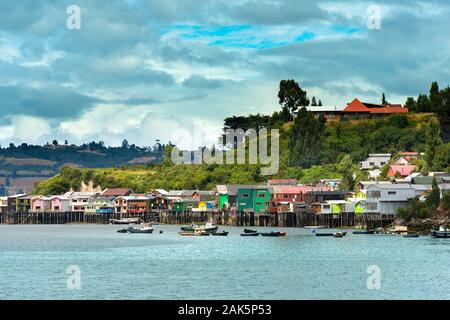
[179,231,209,236]
[243,228,258,234]
[127,223,154,234]
[260,231,287,237]
[212,231,229,236]
[240,232,259,237]
[109,218,140,225]
[333,232,345,238]
[117,229,128,233]
[304,226,325,229]
[352,230,375,235]
[315,232,347,237]
[403,233,419,238]
[431,226,450,238]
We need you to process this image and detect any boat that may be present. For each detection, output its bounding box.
[109,218,140,225]
[352,230,375,235]
[126,223,154,234]
[260,231,287,237]
[304,226,325,229]
[403,233,419,238]
[333,232,345,238]
[117,229,128,233]
[179,231,209,236]
[431,226,450,238]
[240,232,259,237]
[212,231,229,236]
[315,232,347,237]
[181,223,219,234]
[243,228,258,234]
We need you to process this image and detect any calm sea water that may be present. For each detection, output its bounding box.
[0,224,449,300]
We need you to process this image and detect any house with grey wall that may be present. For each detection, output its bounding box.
[360,154,391,170]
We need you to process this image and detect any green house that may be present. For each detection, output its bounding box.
[172,198,198,212]
[253,187,270,213]
[237,187,254,212]
[354,200,365,214]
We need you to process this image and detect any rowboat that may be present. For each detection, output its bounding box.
[431,226,450,238]
[212,231,229,236]
[333,232,345,238]
[117,229,128,233]
[243,228,258,234]
[352,230,375,235]
[179,231,209,236]
[315,232,347,237]
[240,232,259,237]
[260,231,287,237]
[109,218,140,225]
[127,223,153,234]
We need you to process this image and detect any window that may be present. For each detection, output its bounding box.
[370,162,375,166]
[366,202,378,210]
[388,191,396,195]
[258,193,266,198]
[381,162,386,165]
[241,193,249,199]
[368,191,381,198]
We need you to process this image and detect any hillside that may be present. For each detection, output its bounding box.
[0,142,164,194]
[34,113,445,194]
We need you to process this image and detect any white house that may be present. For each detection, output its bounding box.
[365,184,430,215]
[360,154,391,170]
[66,192,98,213]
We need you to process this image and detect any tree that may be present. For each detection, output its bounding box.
[404,97,417,112]
[337,154,355,191]
[441,191,450,210]
[288,107,323,167]
[64,140,69,145]
[278,80,309,121]
[311,96,317,106]
[318,99,323,106]
[425,177,441,210]
[416,94,430,112]
[52,140,58,146]
[424,118,442,171]
[382,93,388,105]
[121,139,129,149]
[429,81,442,113]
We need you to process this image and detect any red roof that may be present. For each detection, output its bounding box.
[399,152,419,156]
[387,165,416,177]
[101,188,133,197]
[343,98,408,114]
[343,98,370,113]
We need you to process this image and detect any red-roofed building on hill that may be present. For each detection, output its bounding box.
[101,188,134,197]
[303,98,408,119]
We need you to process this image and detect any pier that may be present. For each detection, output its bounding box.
[0,210,395,229]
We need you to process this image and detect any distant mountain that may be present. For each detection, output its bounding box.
[0,142,164,194]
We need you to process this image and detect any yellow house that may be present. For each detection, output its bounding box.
[353,191,366,199]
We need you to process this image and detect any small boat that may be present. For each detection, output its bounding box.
[127,223,154,234]
[243,228,258,234]
[353,230,375,235]
[117,229,128,233]
[333,232,345,238]
[240,232,259,237]
[315,232,347,237]
[304,226,325,229]
[194,223,219,234]
[179,231,209,236]
[212,231,229,236]
[260,231,287,237]
[109,218,140,225]
[403,233,419,238]
[431,226,450,238]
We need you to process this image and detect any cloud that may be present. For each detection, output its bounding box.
[1,0,450,148]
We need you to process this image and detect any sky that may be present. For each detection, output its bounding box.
[1,0,450,149]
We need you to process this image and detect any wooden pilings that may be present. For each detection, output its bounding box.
[0,210,395,229]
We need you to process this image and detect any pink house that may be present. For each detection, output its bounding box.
[31,196,52,212]
[50,196,71,212]
[387,165,416,178]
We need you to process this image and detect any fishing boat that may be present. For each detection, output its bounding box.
[260,231,287,237]
[243,228,258,234]
[181,223,219,234]
[352,230,375,235]
[212,231,229,236]
[431,226,450,238]
[109,218,140,225]
[240,232,259,237]
[127,223,154,234]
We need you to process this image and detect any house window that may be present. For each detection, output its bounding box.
[368,191,381,198]
[241,193,249,199]
[369,162,375,166]
[258,194,265,198]
[366,202,378,210]
[381,162,386,165]
[388,191,396,195]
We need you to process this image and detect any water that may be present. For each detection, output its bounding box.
[0,224,449,300]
